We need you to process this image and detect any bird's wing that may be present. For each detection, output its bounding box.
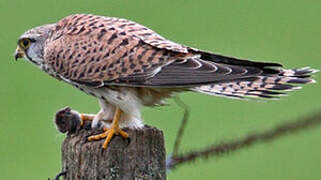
[44,14,281,88]
[44,14,190,86]
[122,58,266,87]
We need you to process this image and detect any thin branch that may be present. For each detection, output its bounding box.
[172,96,190,157]
[48,171,67,180]
[167,111,321,170]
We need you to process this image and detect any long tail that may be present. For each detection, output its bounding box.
[192,67,318,99]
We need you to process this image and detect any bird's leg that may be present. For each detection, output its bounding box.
[87,107,129,149]
[79,113,95,126]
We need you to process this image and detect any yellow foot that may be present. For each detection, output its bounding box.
[88,126,129,149]
[80,114,95,126]
[87,107,128,149]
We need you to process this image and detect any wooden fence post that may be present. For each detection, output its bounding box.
[55,107,166,180]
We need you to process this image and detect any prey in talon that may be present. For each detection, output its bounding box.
[15,14,318,149]
[54,107,128,149]
[54,106,94,134]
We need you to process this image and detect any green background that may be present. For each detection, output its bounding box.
[1,0,320,179]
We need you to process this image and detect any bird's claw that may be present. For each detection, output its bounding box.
[88,126,129,149]
[80,114,95,127]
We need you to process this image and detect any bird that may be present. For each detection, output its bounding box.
[15,14,318,149]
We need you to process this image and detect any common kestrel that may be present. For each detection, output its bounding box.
[15,14,317,149]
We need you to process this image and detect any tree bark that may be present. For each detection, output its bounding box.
[61,126,166,180]
[55,107,166,180]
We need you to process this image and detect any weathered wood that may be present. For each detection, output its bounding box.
[55,107,166,180]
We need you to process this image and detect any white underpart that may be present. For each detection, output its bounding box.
[82,86,144,129]
[47,70,144,129]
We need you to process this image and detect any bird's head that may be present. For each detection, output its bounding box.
[14,24,55,66]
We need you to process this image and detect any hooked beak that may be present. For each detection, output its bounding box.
[14,47,24,61]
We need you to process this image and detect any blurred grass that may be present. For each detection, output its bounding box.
[0,0,320,179]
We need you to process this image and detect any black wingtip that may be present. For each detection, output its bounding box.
[200,51,283,68]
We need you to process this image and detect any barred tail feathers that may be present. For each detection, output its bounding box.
[192,67,318,99]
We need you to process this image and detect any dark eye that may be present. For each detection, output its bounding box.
[20,38,31,49]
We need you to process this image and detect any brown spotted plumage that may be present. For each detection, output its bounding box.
[15,14,318,149]
[44,14,189,85]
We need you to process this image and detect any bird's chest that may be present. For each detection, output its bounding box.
[74,85,142,114]
[42,63,62,80]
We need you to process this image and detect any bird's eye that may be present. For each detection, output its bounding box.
[19,38,32,49]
